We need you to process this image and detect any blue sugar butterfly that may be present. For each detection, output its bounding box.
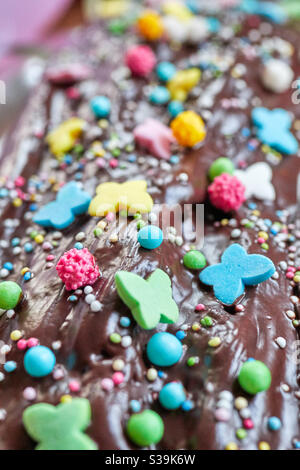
[33,181,91,230]
[252,107,299,155]
[199,244,275,305]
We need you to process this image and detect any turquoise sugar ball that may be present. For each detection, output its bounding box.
[138,225,163,250]
[159,382,186,409]
[149,86,170,105]
[24,346,56,378]
[156,62,176,82]
[90,95,111,118]
[147,332,182,367]
[168,100,184,117]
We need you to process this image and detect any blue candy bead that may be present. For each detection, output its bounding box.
[4,361,17,372]
[149,86,170,105]
[74,242,84,250]
[120,316,131,327]
[24,345,56,378]
[24,242,33,253]
[182,400,193,411]
[159,382,186,410]
[130,400,141,413]
[138,225,163,250]
[11,238,20,247]
[156,62,176,82]
[268,416,281,431]
[3,262,13,271]
[147,332,182,367]
[168,100,184,117]
[176,330,186,341]
[90,96,111,118]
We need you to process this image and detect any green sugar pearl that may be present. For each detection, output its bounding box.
[110,333,121,344]
[127,410,164,447]
[0,281,22,310]
[238,360,271,395]
[183,250,206,270]
[208,157,234,181]
[201,316,213,327]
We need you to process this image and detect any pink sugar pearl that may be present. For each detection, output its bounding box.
[125,45,156,77]
[101,378,114,391]
[106,212,115,222]
[56,248,100,291]
[112,372,124,385]
[243,418,254,429]
[215,408,230,422]
[27,338,39,348]
[208,174,246,212]
[17,339,27,350]
[69,380,80,392]
[195,303,205,312]
[23,387,37,401]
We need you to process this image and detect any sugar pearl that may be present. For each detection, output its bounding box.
[261,59,294,93]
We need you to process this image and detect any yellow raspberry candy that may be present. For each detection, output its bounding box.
[225,442,238,450]
[46,118,85,159]
[258,441,271,450]
[171,111,206,147]
[137,11,164,41]
[167,69,201,102]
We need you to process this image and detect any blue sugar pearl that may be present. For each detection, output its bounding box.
[268,416,281,431]
[158,371,165,379]
[23,272,31,282]
[29,203,38,212]
[64,154,73,165]
[248,202,257,210]
[4,361,17,373]
[24,242,33,253]
[149,86,170,105]
[138,225,163,250]
[176,330,186,341]
[168,100,184,117]
[74,242,84,250]
[90,95,111,119]
[182,400,193,411]
[120,316,131,328]
[68,295,78,302]
[24,345,56,378]
[0,188,8,198]
[159,382,186,410]
[170,155,179,165]
[3,262,13,272]
[127,154,137,163]
[146,332,182,367]
[206,17,220,33]
[130,400,141,413]
[241,127,251,138]
[294,441,300,449]
[11,237,20,247]
[156,62,176,82]
[75,172,83,180]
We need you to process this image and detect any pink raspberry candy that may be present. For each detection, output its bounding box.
[208,173,245,212]
[56,248,100,291]
[125,45,156,77]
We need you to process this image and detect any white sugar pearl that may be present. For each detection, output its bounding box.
[13,247,21,255]
[216,399,232,410]
[187,17,209,43]
[75,232,85,241]
[0,269,9,279]
[85,294,96,304]
[0,373,4,382]
[84,286,93,295]
[163,16,188,43]
[275,337,286,349]
[90,301,101,312]
[261,59,294,93]
[240,407,251,419]
[6,310,15,318]
[121,336,132,348]
[218,390,233,402]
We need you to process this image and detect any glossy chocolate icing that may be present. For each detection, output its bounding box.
[0,8,300,450]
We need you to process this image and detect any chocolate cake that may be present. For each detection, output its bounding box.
[0,0,300,450]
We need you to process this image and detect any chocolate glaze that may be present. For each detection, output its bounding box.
[0,8,300,450]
